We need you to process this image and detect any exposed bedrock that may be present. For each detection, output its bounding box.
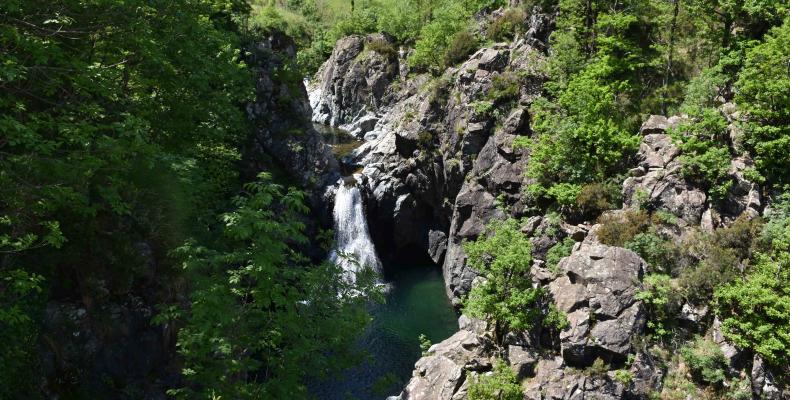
[309,24,549,302]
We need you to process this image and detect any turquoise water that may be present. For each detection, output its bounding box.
[311,262,458,399]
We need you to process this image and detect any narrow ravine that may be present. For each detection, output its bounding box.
[314,121,458,399]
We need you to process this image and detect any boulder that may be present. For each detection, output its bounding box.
[395,324,492,400]
[622,121,708,225]
[548,243,647,366]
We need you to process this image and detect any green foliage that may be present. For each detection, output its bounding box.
[1,0,253,393]
[546,237,575,273]
[468,360,523,400]
[410,1,476,70]
[367,38,398,59]
[671,109,733,200]
[575,182,619,218]
[443,30,480,67]
[487,71,522,103]
[680,336,727,385]
[735,19,790,187]
[585,358,609,376]
[472,100,495,117]
[614,369,634,385]
[714,200,790,367]
[170,174,376,398]
[596,209,651,247]
[487,7,527,41]
[0,269,44,398]
[463,219,542,343]
[636,274,679,339]
[526,60,641,205]
[419,333,433,356]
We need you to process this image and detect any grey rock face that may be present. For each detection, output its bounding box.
[395,322,493,400]
[622,116,708,226]
[246,35,339,196]
[548,243,647,366]
[622,114,762,229]
[307,33,399,135]
[308,32,544,299]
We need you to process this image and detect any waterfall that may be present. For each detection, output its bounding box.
[329,180,382,283]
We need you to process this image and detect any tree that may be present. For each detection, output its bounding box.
[714,195,790,367]
[463,219,542,344]
[168,174,376,398]
[735,19,790,187]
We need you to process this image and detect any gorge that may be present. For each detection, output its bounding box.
[2,0,789,399]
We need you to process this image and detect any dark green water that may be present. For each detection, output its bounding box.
[311,262,458,399]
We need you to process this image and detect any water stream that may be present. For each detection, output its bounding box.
[329,182,382,282]
[320,174,457,399]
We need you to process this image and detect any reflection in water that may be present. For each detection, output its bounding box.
[310,263,458,400]
[314,123,363,161]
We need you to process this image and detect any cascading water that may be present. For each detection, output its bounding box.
[329,180,382,282]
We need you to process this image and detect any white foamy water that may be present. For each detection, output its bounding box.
[329,181,382,283]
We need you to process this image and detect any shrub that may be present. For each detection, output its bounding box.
[735,19,790,187]
[443,30,479,67]
[417,131,434,149]
[463,219,541,344]
[419,334,432,356]
[586,358,609,376]
[671,109,733,200]
[715,251,790,366]
[487,7,527,41]
[546,237,575,273]
[468,360,523,400]
[678,242,739,304]
[625,232,669,272]
[486,71,521,103]
[367,38,397,59]
[680,337,727,385]
[596,209,650,247]
[472,100,494,117]
[576,182,619,218]
[635,274,680,339]
[614,369,634,385]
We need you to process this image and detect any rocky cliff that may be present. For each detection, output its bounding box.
[306,3,787,398]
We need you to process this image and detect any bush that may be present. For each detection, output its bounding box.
[576,182,619,218]
[367,38,398,59]
[715,250,790,366]
[486,71,521,103]
[635,274,680,339]
[613,369,634,385]
[596,209,650,247]
[546,237,575,273]
[443,30,479,67]
[463,219,541,344]
[487,7,527,41]
[671,110,733,200]
[585,358,609,376]
[735,20,790,187]
[680,337,727,385]
[468,360,523,400]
